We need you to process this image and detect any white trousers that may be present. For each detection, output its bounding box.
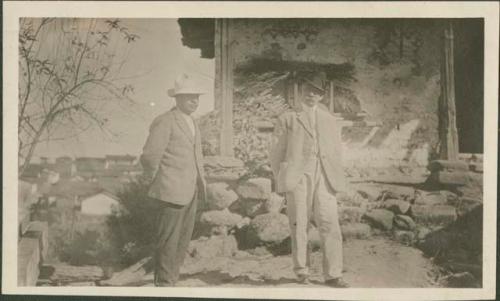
[285,158,343,280]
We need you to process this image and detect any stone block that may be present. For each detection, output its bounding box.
[204,156,247,182]
[441,272,479,288]
[230,198,266,218]
[18,237,40,286]
[414,191,449,206]
[236,178,272,200]
[362,209,395,231]
[393,230,415,245]
[394,215,416,230]
[339,206,366,224]
[428,160,469,172]
[411,205,457,225]
[188,235,238,259]
[352,184,383,202]
[336,189,368,207]
[381,198,411,215]
[263,192,285,214]
[455,197,482,216]
[51,263,105,284]
[415,226,432,241]
[25,221,49,262]
[199,209,244,235]
[430,171,468,185]
[468,163,483,173]
[248,213,290,244]
[206,182,239,210]
[341,223,372,240]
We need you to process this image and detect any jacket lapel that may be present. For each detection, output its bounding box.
[173,109,195,143]
[296,111,315,137]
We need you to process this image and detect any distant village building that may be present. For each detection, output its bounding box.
[79,191,121,216]
[105,154,137,168]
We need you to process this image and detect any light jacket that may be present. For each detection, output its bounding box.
[270,107,347,193]
[141,107,206,206]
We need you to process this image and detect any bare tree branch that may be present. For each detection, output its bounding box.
[18,18,140,174]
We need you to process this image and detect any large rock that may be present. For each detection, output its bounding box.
[199,209,244,235]
[25,221,49,262]
[441,272,479,288]
[341,223,371,240]
[454,197,482,216]
[377,186,416,202]
[415,226,432,241]
[381,198,411,215]
[411,205,457,225]
[414,191,450,206]
[362,209,395,231]
[429,171,468,185]
[263,192,285,214]
[428,160,469,172]
[393,230,415,246]
[394,214,416,230]
[248,213,290,244]
[339,206,366,225]
[203,156,246,182]
[468,162,483,173]
[18,237,40,286]
[50,263,105,285]
[336,189,367,207]
[230,198,266,218]
[236,178,272,200]
[188,235,238,259]
[206,182,239,210]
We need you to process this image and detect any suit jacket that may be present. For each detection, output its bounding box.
[141,107,206,206]
[270,107,347,193]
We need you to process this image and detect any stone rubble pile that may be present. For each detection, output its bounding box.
[63,156,481,288]
[192,156,482,256]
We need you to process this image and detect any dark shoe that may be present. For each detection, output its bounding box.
[325,277,349,288]
[297,274,311,284]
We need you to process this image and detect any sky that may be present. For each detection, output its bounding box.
[33,19,214,160]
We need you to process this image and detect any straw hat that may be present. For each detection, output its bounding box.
[167,74,205,97]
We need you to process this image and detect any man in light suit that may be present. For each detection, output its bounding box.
[141,74,206,286]
[270,73,349,287]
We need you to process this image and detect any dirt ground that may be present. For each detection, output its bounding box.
[138,237,441,288]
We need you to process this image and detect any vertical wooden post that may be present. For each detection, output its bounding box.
[329,80,335,113]
[293,81,299,109]
[214,20,222,111]
[438,21,459,160]
[216,19,234,157]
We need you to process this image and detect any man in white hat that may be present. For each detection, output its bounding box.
[141,74,206,286]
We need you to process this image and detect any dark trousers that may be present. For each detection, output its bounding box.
[153,196,198,286]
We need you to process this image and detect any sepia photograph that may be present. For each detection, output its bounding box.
[2,1,498,300]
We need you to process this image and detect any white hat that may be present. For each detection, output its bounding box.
[167,74,205,97]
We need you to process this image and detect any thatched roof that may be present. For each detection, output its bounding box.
[234,58,356,83]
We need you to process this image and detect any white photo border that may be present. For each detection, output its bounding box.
[3,1,498,300]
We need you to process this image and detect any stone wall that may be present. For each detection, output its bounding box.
[227,19,443,177]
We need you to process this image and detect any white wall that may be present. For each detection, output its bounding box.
[80,193,119,216]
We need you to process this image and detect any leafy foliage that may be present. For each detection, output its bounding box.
[106,177,158,266]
